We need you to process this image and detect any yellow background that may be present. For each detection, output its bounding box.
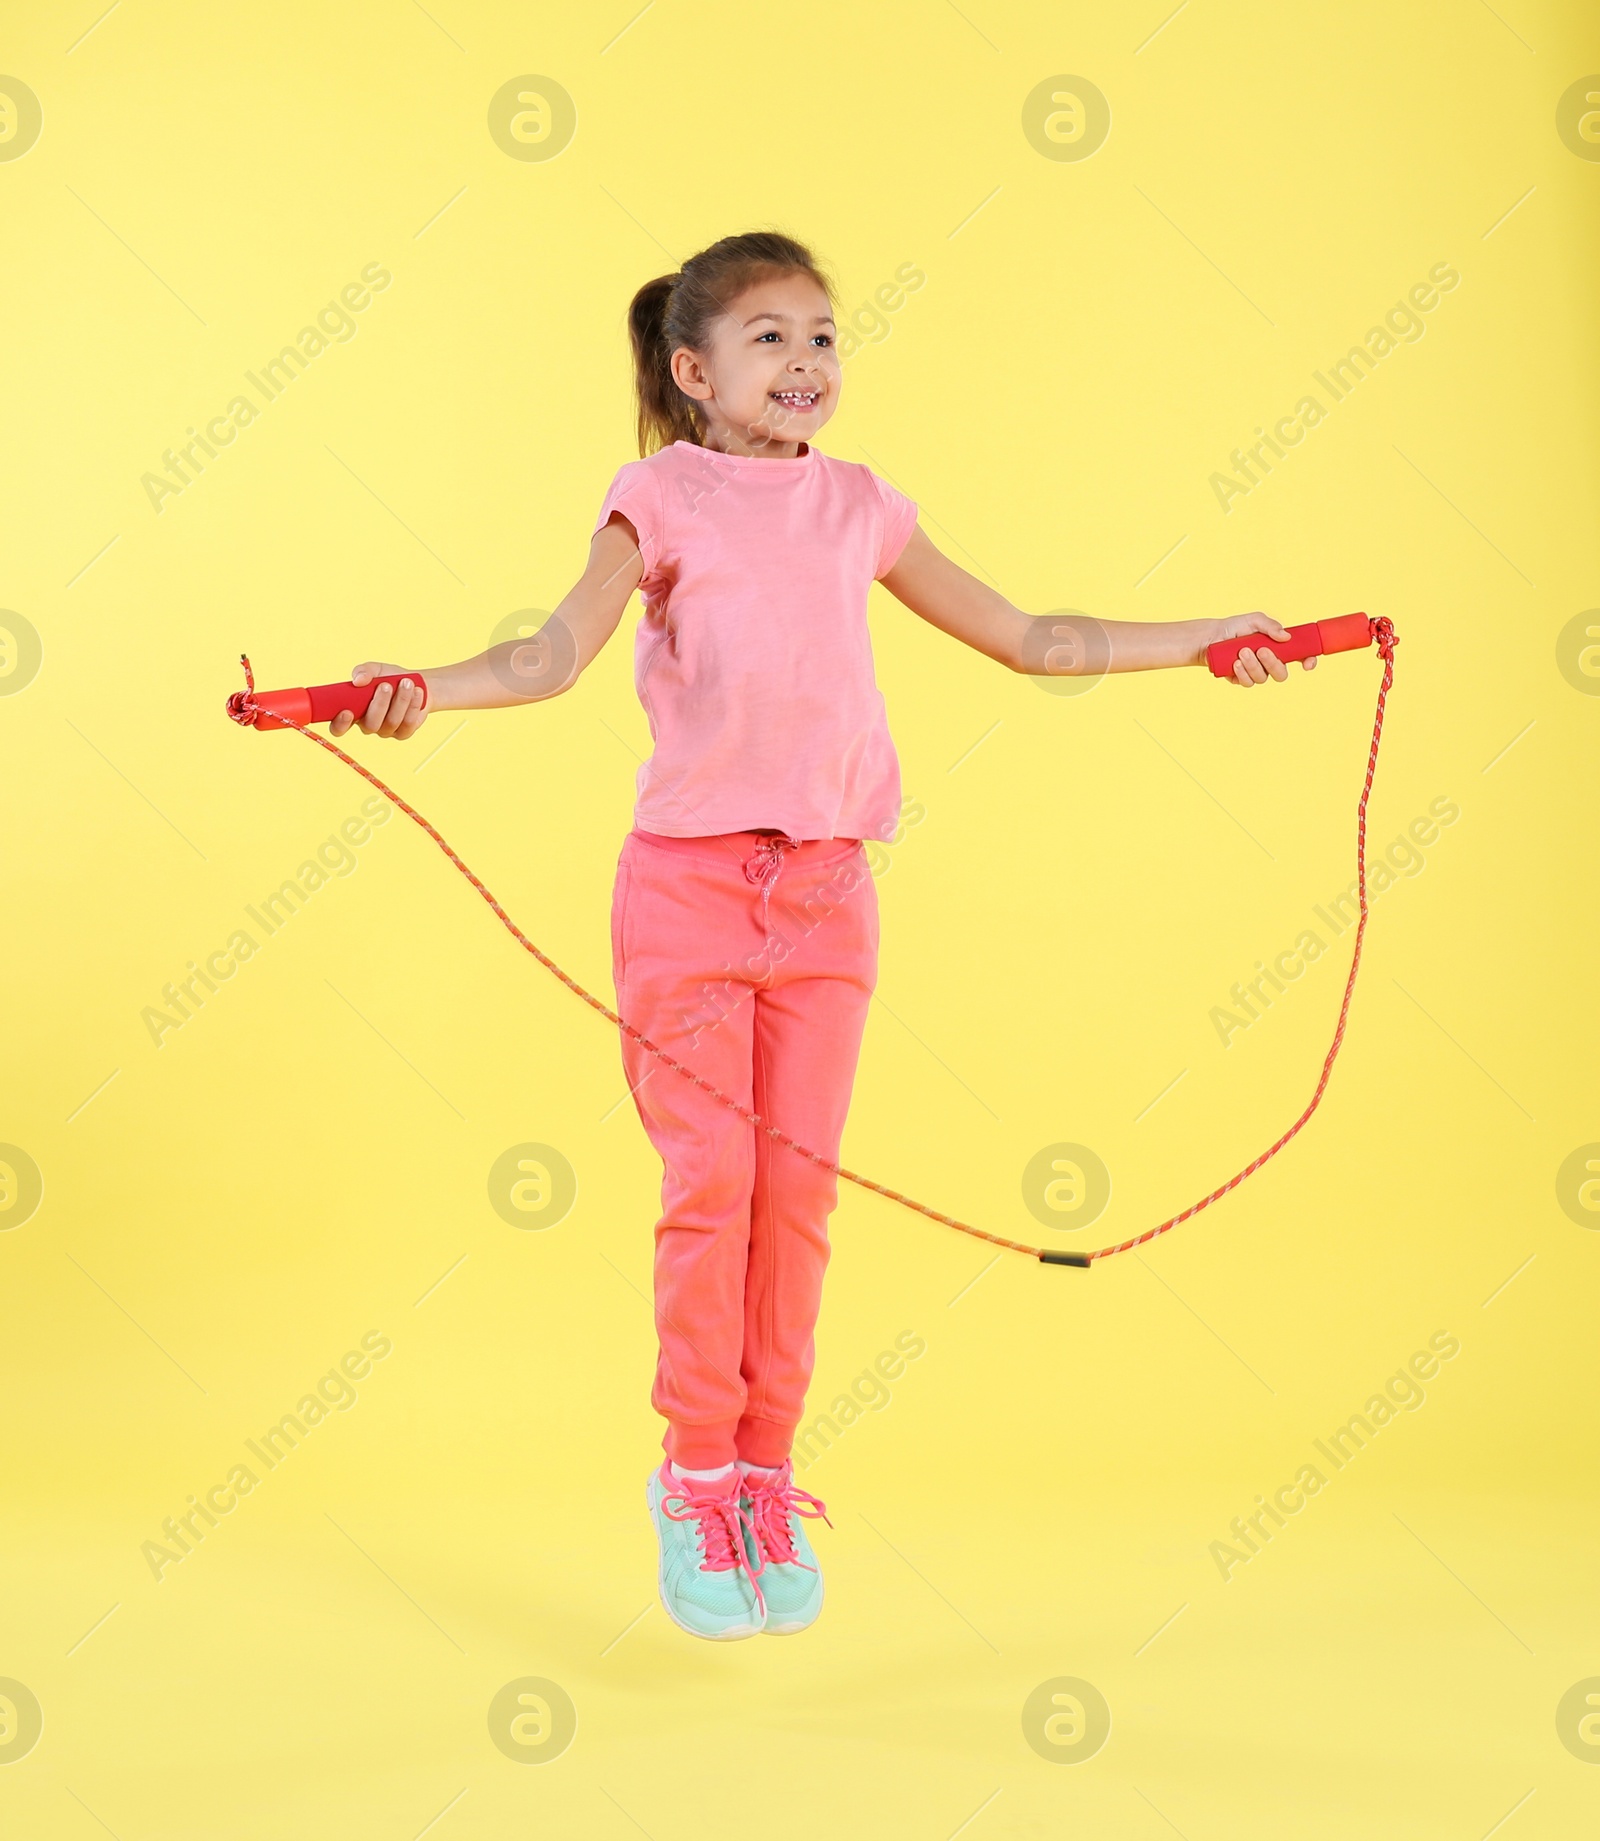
[3,1,1597,1834]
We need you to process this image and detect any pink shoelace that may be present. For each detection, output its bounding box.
[662,1477,768,1617]
[742,1462,832,1569]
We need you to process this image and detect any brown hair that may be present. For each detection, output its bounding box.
[626,230,836,457]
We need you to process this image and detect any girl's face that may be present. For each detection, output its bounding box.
[670,271,840,458]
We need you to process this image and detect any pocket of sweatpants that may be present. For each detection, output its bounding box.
[610,856,634,999]
[799,842,879,984]
[852,844,881,979]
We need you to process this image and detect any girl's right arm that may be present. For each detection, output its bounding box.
[329,514,645,739]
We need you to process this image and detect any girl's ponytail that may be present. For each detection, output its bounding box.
[624,231,836,457]
[627,273,702,457]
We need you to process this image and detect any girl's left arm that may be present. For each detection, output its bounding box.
[877,524,1314,688]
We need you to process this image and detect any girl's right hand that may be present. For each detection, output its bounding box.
[330,662,430,739]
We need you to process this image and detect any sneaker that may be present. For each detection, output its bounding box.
[739,1461,831,1635]
[646,1462,766,1640]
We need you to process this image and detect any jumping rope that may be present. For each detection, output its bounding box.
[226,612,1397,1269]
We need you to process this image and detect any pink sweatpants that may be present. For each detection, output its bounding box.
[609,826,879,1470]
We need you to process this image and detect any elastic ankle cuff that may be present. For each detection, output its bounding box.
[666,1418,741,1471]
[734,1417,794,1469]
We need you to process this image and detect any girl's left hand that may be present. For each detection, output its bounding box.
[1210,612,1319,687]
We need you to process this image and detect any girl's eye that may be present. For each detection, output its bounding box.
[812,335,833,348]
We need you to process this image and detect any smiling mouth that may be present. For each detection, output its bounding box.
[769,389,821,412]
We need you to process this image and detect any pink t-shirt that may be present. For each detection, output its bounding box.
[591,439,918,843]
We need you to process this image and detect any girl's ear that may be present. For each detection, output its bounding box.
[669,345,713,403]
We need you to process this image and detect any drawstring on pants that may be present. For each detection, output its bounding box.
[742,832,801,933]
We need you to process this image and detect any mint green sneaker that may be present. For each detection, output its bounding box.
[740,1461,831,1635]
[646,1463,766,1640]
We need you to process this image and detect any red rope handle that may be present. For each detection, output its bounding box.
[228,618,1395,1269]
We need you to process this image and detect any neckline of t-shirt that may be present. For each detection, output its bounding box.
[671,439,818,473]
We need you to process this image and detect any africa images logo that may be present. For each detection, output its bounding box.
[140,264,393,513]
[1209,263,1460,513]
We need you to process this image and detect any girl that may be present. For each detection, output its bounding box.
[333,230,1307,1642]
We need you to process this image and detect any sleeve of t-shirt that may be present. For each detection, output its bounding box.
[592,460,665,590]
[867,468,919,579]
